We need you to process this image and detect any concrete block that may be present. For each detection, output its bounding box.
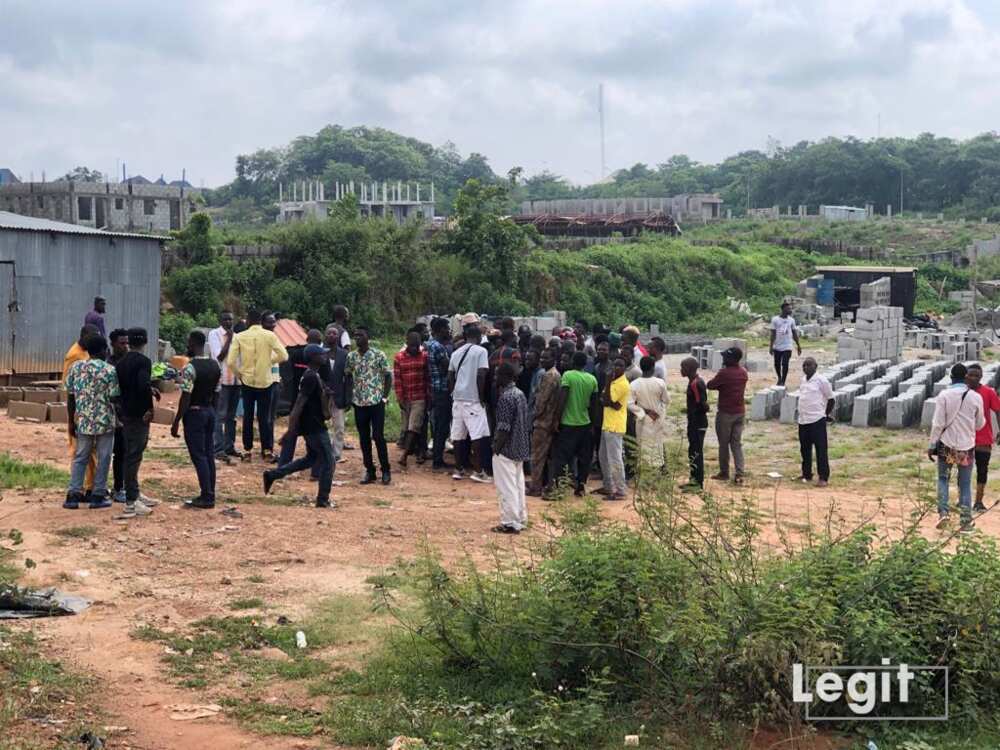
[8,400,49,421]
[779,392,799,424]
[46,402,68,423]
[21,388,58,404]
[152,406,176,425]
[921,398,937,430]
[0,387,24,407]
[852,384,891,427]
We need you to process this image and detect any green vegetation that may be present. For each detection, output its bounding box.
[228,597,266,610]
[0,452,67,489]
[53,525,98,540]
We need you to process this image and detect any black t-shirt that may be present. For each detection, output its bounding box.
[297,369,327,435]
[116,351,153,419]
[686,377,710,429]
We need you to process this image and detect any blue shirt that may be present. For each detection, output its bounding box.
[426,338,452,395]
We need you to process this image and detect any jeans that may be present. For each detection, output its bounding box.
[67,431,114,498]
[112,427,125,492]
[549,424,593,492]
[270,430,334,503]
[938,454,973,522]
[121,417,149,503]
[330,405,346,462]
[431,391,452,466]
[798,418,830,481]
[183,407,217,503]
[241,385,273,453]
[774,349,792,385]
[715,412,745,478]
[354,402,389,474]
[214,384,240,455]
[267,381,280,430]
[599,431,626,494]
[687,423,706,486]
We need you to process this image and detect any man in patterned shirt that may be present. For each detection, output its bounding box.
[426,317,453,471]
[492,363,530,534]
[393,329,429,469]
[64,335,119,510]
[345,326,392,485]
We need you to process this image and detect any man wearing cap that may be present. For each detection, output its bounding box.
[264,344,336,508]
[707,347,749,484]
[449,315,491,483]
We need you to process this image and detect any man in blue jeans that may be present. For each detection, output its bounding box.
[426,317,453,471]
[64,335,119,510]
[928,363,985,533]
[172,330,222,509]
[263,345,335,508]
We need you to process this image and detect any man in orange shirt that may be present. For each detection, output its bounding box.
[62,324,100,493]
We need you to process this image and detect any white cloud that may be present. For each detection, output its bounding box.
[1,0,999,187]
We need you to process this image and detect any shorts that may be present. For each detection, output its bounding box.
[450,400,490,441]
[400,400,426,433]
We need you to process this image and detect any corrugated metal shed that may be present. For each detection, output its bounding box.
[0,212,163,376]
[273,319,308,348]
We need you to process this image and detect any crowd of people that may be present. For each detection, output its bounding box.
[58,297,994,535]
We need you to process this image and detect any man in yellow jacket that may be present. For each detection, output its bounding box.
[227,310,288,461]
[62,324,100,493]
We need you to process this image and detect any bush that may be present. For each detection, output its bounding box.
[159,311,197,351]
[164,259,235,316]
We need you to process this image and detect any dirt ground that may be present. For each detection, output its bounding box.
[2,344,994,749]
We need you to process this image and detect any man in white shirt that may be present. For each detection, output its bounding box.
[928,363,985,531]
[208,310,240,462]
[769,302,801,386]
[448,317,491,483]
[796,358,835,486]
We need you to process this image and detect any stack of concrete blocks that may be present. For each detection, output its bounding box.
[833,384,865,422]
[859,277,891,308]
[708,339,747,371]
[750,385,786,421]
[864,361,921,398]
[903,329,981,360]
[779,391,799,424]
[897,360,951,399]
[948,290,976,310]
[921,362,1000,430]
[837,306,904,362]
[692,338,768,373]
[852,384,894,426]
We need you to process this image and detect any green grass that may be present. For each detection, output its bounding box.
[219,698,323,737]
[228,597,266,610]
[144,447,192,467]
[0,452,67,489]
[53,525,98,540]
[247,574,266,584]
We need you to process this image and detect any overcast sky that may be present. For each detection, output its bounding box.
[3,0,1000,188]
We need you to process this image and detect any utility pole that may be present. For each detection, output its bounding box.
[598,83,606,179]
[746,173,751,213]
[900,167,903,216]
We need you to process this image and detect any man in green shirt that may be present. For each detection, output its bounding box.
[545,351,599,498]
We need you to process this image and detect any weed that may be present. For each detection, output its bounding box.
[53,525,98,540]
[229,597,266,611]
[220,698,322,737]
[0,452,67,489]
[247,574,266,584]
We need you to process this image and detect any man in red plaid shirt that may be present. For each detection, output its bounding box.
[394,329,430,468]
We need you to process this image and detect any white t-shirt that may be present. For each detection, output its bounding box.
[770,315,797,352]
[653,357,668,382]
[340,329,351,348]
[449,343,489,402]
[797,374,834,424]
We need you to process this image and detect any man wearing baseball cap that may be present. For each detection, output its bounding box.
[707,346,749,485]
[263,344,336,508]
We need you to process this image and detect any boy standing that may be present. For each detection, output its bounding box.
[681,357,709,490]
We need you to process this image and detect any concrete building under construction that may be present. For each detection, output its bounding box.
[277,180,436,224]
[520,193,723,223]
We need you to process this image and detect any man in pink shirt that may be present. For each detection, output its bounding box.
[966,364,1000,513]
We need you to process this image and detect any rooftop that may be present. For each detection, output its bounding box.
[0,211,169,241]
[815,265,916,274]
[272,318,308,348]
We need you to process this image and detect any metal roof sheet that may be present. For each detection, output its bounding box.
[273,318,309,347]
[0,211,168,241]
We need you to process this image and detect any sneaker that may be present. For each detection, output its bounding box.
[241,453,253,463]
[973,502,987,514]
[607,492,627,501]
[381,469,392,485]
[217,453,233,466]
[359,471,377,485]
[960,520,976,534]
[815,480,829,488]
[710,473,729,481]
[470,471,492,484]
[315,500,337,509]
[592,487,610,496]
[936,513,950,529]
[262,471,275,495]
[119,500,153,518]
[113,490,127,503]
[452,470,466,481]
[490,524,520,534]
[184,498,215,510]
[139,493,159,507]
[88,495,112,510]
[63,495,82,510]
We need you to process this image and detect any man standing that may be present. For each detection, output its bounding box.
[648,337,668,381]
[264,345,336,508]
[276,328,323,468]
[492,362,530,533]
[597,355,629,499]
[547,351,598,497]
[966,364,1000,513]
[628,356,671,473]
[929,363,985,532]
[427,318,454,472]
[681,357,709,491]
[323,324,349,464]
[208,311,240,463]
[345,326,392,485]
[84,296,107,338]
[107,329,130,503]
[63,324,100,496]
[769,302,801,387]
[394,330,430,469]
[171,330,222,509]
[796,357,835,487]
[448,320,491,483]
[516,349,540,403]
[333,305,352,350]
[227,310,288,462]
[63,336,118,510]
[527,348,560,496]
[707,347,749,485]
[116,327,159,518]
[262,311,282,453]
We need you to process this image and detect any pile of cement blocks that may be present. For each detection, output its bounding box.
[753,360,867,423]
[903,329,981,362]
[860,277,891,308]
[920,362,1000,429]
[691,338,769,373]
[837,306,903,362]
[4,386,66,423]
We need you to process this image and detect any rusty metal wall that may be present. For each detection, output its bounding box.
[0,229,161,375]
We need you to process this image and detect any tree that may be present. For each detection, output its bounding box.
[61,166,104,183]
[172,212,219,265]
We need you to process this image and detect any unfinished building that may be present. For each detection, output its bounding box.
[277,180,436,224]
[519,193,723,224]
[0,181,200,233]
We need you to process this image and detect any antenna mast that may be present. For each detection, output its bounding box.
[598,83,606,179]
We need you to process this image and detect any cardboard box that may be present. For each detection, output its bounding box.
[152,406,176,425]
[8,400,49,421]
[46,402,68,424]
